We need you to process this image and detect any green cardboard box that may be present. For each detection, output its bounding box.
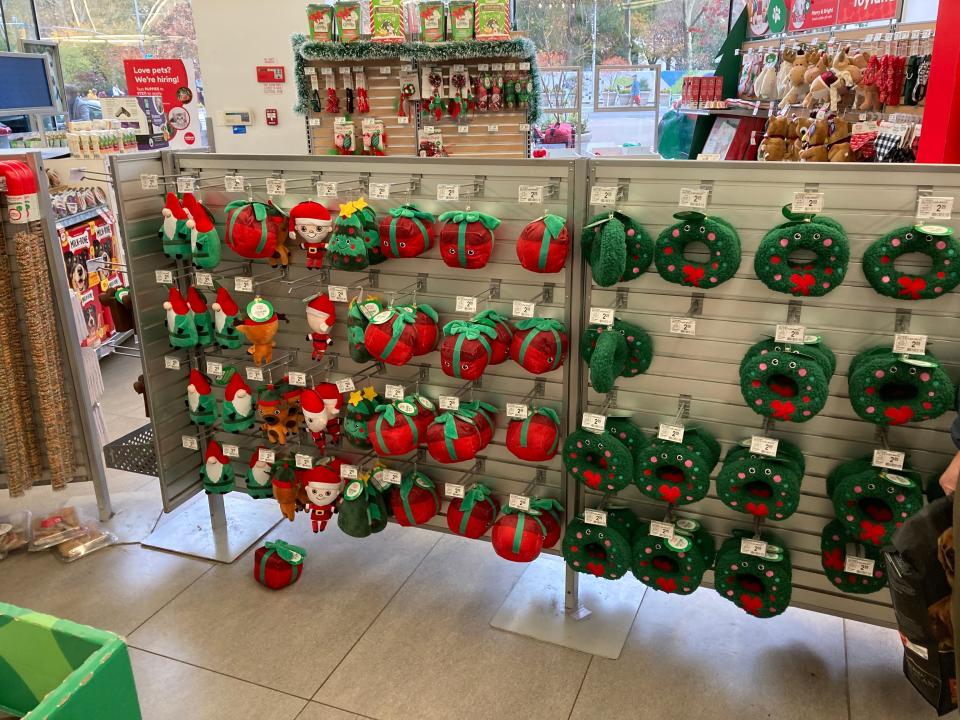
[475,0,510,40]
[307,4,334,41]
[419,1,446,42]
[370,0,405,42]
[448,1,474,41]
[334,1,362,43]
[0,602,142,719]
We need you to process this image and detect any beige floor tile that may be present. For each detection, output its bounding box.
[316,535,591,720]
[570,586,849,720]
[128,521,439,699]
[0,544,211,636]
[130,648,307,720]
[69,485,164,543]
[295,702,368,720]
[845,619,939,719]
[103,411,150,443]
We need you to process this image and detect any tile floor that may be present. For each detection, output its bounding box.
[0,355,941,720]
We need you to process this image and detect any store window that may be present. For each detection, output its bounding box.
[2,0,38,50]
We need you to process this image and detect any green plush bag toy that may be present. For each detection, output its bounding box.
[755,207,849,297]
[655,212,741,289]
[338,471,389,538]
[579,318,654,393]
[581,211,653,287]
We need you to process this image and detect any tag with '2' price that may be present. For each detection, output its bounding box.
[155,269,173,284]
[792,192,825,214]
[581,412,606,433]
[589,307,614,326]
[775,324,806,343]
[512,301,535,318]
[195,272,214,288]
[518,185,543,204]
[437,184,459,201]
[335,377,355,393]
[508,494,531,512]
[140,174,159,190]
[385,384,405,400]
[584,509,608,526]
[590,186,618,206]
[164,356,180,371]
[382,469,402,486]
[225,175,245,192]
[295,454,313,469]
[873,449,906,471]
[916,196,954,220]
[750,436,779,457]
[235,276,254,293]
[246,366,264,382]
[176,176,195,193]
[266,178,286,196]
[845,556,876,577]
[369,182,390,199]
[181,435,199,451]
[740,538,768,558]
[340,464,359,480]
[439,395,460,411]
[658,424,685,443]
[317,181,338,197]
[649,521,675,539]
[670,317,696,336]
[288,371,307,387]
[893,333,927,355]
[506,403,528,419]
[445,483,465,498]
[328,285,348,302]
[223,444,240,458]
[456,296,478,313]
[206,361,223,377]
[679,187,709,209]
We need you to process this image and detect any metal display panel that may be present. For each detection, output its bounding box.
[578,159,960,627]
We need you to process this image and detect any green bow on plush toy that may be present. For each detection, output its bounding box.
[460,483,494,513]
[262,539,306,564]
[438,210,501,230]
[375,400,418,426]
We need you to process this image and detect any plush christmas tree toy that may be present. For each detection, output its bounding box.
[427,409,487,463]
[328,202,370,270]
[305,294,336,361]
[739,344,830,423]
[379,204,436,258]
[211,286,243,349]
[364,306,418,365]
[471,309,514,364]
[224,199,289,267]
[581,211,654,287]
[301,462,343,532]
[244,447,274,499]
[716,441,804,521]
[446,483,500,538]
[517,214,569,273]
[186,369,216,425]
[580,318,654,393]
[529,497,564,548]
[344,385,383,447]
[391,470,440,526]
[847,347,954,426]
[563,428,634,492]
[634,437,715,505]
[236,297,282,365]
[186,287,214,347]
[438,210,500,269]
[510,317,568,374]
[200,440,235,494]
[492,506,546,562]
[439,320,497,381]
[832,467,923,547]
[221,373,256,432]
[755,208,850,297]
[714,532,792,618]
[655,212,742,289]
[355,201,386,267]
[163,286,197,348]
[182,193,221,269]
[347,295,385,362]
[160,192,191,260]
[370,399,425,456]
[631,521,711,595]
[863,225,960,300]
[563,512,635,580]
[288,200,333,269]
[820,519,888,594]
[273,459,305,521]
[506,407,561,462]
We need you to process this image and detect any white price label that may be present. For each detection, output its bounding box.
[519,62,531,70]
[589,307,615,326]
[437,184,459,201]
[382,469,402,485]
[195,272,214,288]
[328,285,348,302]
[457,125,469,134]
[164,356,181,370]
[519,123,531,132]
[181,435,199,450]
[385,384,405,400]
[266,178,286,196]
[775,324,806,343]
[335,377,356,392]
[512,300,535,318]
[478,64,489,71]
[308,118,322,128]
[740,538,768,557]
[288,371,307,387]
[504,62,516,71]
[206,361,223,377]
[670,317,696,336]
[397,116,410,125]
[518,185,543,204]
[369,182,390,199]
[234,276,254,293]
[506,403,529,419]
[246,366,264,382]
[872,449,906,471]
[176,176,196,193]
[439,395,460,411]
[508,494,530,511]
[487,124,499,133]
[679,187,709,209]
[491,63,503,71]
[317,181,338,197]
[893,333,928,355]
[584,509,608,526]
[844,556,876,577]
[658,424,685,443]
[295,453,313,469]
[260,449,276,464]
[338,66,351,75]
[581,412,606,433]
[750,436,779,457]
[697,153,722,161]
[379,66,391,75]
[917,197,954,220]
[649,521,675,539]
[155,269,173,284]
[445,482,465,498]
[423,125,435,134]
[590,186,618,206]
[222,444,240,458]
[340,464,359,479]
[456,296,478,313]
[792,191,825,214]
[225,175,245,192]
[140,174,159,190]
[360,302,380,319]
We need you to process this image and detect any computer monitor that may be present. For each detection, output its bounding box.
[0,51,57,114]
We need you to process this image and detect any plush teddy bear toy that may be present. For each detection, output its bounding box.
[758,116,789,162]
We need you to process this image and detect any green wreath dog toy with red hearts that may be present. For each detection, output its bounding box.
[831,467,924,547]
[820,519,888,595]
[631,520,712,595]
[510,317,568,374]
[605,416,648,465]
[506,407,561,461]
[581,211,654,287]
[714,532,792,618]
[472,309,513,364]
[739,343,830,423]
[364,305,418,366]
[745,336,836,378]
[580,318,654,394]
[440,320,497,381]
[563,508,638,580]
[716,441,804,521]
[655,212,741,289]
[863,225,960,300]
[755,207,850,297]
[562,427,634,492]
[438,210,500,269]
[634,435,716,506]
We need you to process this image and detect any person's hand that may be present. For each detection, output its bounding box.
[939,451,960,495]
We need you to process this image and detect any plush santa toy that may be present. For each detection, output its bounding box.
[186,369,216,425]
[300,388,328,450]
[305,294,336,361]
[289,200,334,269]
[301,462,343,532]
[317,382,343,445]
[245,447,273,499]
[201,440,235,494]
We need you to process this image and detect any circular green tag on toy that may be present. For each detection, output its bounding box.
[667,535,691,552]
[900,355,939,368]
[416,395,435,410]
[371,310,393,324]
[414,475,432,489]
[397,401,416,415]
[246,298,274,322]
[882,472,915,488]
[344,480,363,500]
[915,224,954,237]
[675,518,700,532]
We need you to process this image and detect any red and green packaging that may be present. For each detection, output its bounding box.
[334,1,362,43]
[475,0,510,40]
[371,0,405,42]
[307,4,334,41]
[448,0,475,40]
[419,1,446,42]
[253,540,305,590]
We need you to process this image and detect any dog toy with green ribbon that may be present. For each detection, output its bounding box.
[390,470,440,526]
[378,204,435,258]
[438,210,501,269]
[517,214,569,273]
[446,483,500,538]
[440,320,497,380]
[363,305,418,366]
[510,316,568,374]
[506,407,561,461]
[472,309,514,364]
[426,407,488,463]
[369,398,427,457]
[492,505,547,562]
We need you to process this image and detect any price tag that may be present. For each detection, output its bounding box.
[750,435,779,457]
[478,63,489,71]
[181,435,199,450]
[397,116,410,125]
[590,186,618,205]
[234,276,254,293]
[246,366,264,382]
[176,176,196,193]
[504,62,516,71]
[334,377,354,393]
[379,66,391,75]
[369,182,390,199]
[222,444,240,458]
[456,295,478,313]
[519,62,531,70]
[206,361,223,377]
[439,395,460,411]
[260,449,276,464]
[321,67,334,75]
[775,324,806,343]
[266,178,286,196]
[194,272,214,288]
[295,453,314,469]
[288,371,307,387]
[508,494,530,511]
[487,124,499,133]
[382,469,402,485]
[589,307,615,326]
[140,174,159,190]
[506,403,528,419]
[457,125,469,134]
[873,449,906,471]
[445,482,465,498]
[385,384,405,400]
[164,356,180,370]
[328,285,348,302]
[338,66,351,75]
[423,125,436,134]
[740,538,768,557]
[697,153,722,161]
[584,509,608,526]
[340,464,359,479]
[670,317,696,336]
[581,412,606,433]
[155,269,173,284]
[916,196,954,220]
[893,333,928,355]
[225,175,245,192]
[518,185,543,204]
[678,187,709,209]
[512,300,535,318]
[791,191,825,214]
[649,521,675,539]
[658,424,685,443]
[308,119,322,130]
[519,123,531,132]
[317,181,338,197]
[844,556,876,577]
[437,184,459,201]
[491,63,503,71]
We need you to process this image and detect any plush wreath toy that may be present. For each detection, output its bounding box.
[739,340,832,423]
[492,506,547,562]
[847,346,954,426]
[563,427,634,492]
[438,210,501,269]
[364,306,418,366]
[472,309,514,364]
[831,466,924,547]
[510,317,568,374]
[746,336,837,378]
[631,520,713,595]
[516,215,569,273]
[716,441,804,521]
[655,212,741,289]
[605,416,648,465]
[820,519,887,595]
[379,204,436,258]
[347,295,385,363]
[714,532,792,618]
[634,432,718,506]
[563,509,637,580]
[446,483,500,538]
[580,318,654,393]
[506,407,561,462]
[581,211,654,287]
[863,225,960,300]
[755,207,850,297]
[390,470,440,526]
[440,320,497,381]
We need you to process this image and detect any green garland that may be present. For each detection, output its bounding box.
[291,35,542,123]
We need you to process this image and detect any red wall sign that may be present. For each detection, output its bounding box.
[837,0,899,24]
[787,0,839,31]
[256,66,286,83]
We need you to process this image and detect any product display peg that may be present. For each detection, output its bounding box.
[508,493,530,511]
[916,196,953,221]
[439,395,460,410]
[740,537,768,557]
[581,412,606,433]
[176,176,196,193]
[749,435,779,457]
[649,520,675,539]
[774,324,806,343]
[444,482,465,498]
[222,444,240,458]
[181,435,199,450]
[584,508,608,526]
[164,355,181,370]
[892,333,927,355]
[295,453,313,469]
[791,191,825,214]
[225,175,245,192]
[658,423,685,443]
[235,276,255,293]
[328,285,349,302]
[678,187,709,210]
[589,307,614,326]
[506,402,528,419]
[140,174,159,190]
[512,300,535,318]
[872,448,906,471]
[340,464,359,479]
[670,317,696,336]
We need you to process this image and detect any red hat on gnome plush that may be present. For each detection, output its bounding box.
[162,192,188,221]
[212,286,238,315]
[288,201,333,239]
[205,439,230,464]
[182,193,214,233]
[188,369,211,395]
[163,286,190,320]
[224,372,250,402]
[186,286,207,313]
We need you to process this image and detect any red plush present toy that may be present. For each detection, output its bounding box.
[492,507,546,562]
[426,410,487,463]
[391,470,440,526]
[440,320,497,380]
[408,303,440,356]
[379,204,435,258]
[472,309,513,364]
[510,317,569,374]
[530,497,564,548]
[506,407,561,461]
[446,483,500,538]
[516,214,569,273]
[364,306,418,365]
[369,399,427,456]
[438,210,500,269]
[224,200,288,266]
[460,400,498,446]
[253,539,306,590]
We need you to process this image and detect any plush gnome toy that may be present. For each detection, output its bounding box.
[245,447,274,499]
[221,373,255,432]
[160,192,191,260]
[305,293,336,361]
[186,369,216,425]
[164,286,197,348]
[201,440,235,494]
[289,200,333,269]
[211,286,243,349]
[301,461,343,532]
[182,193,221,269]
[186,287,214,347]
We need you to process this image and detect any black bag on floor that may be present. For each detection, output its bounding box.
[883,496,957,716]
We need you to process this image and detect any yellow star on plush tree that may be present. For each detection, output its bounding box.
[353,197,369,212]
[340,201,357,218]
[349,390,363,406]
[362,385,378,400]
